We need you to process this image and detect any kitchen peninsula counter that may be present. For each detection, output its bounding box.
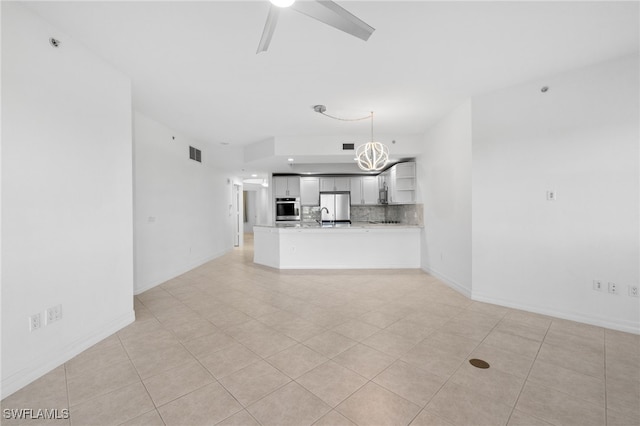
[253,223,421,269]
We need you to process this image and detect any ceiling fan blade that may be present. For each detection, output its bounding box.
[257,5,280,53]
[291,0,375,42]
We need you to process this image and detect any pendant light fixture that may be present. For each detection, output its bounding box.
[313,105,390,172]
[355,111,389,171]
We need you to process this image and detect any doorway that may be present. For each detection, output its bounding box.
[233,184,242,247]
[243,190,258,234]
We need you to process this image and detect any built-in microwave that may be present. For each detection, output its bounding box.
[275,197,301,222]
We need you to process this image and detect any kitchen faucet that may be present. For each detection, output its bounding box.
[320,207,331,224]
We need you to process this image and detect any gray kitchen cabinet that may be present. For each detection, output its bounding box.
[350,176,379,205]
[350,177,362,205]
[334,177,350,191]
[388,162,415,204]
[300,177,320,205]
[319,178,332,192]
[273,176,300,197]
[320,177,350,192]
[361,176,379,204]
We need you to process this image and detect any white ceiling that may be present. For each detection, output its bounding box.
[24,0,639,176]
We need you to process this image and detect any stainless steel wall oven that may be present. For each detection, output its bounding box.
[275,197,300,223]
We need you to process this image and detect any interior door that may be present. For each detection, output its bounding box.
[233,184,241,247]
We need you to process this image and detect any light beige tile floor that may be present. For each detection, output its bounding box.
[2,235,639,426]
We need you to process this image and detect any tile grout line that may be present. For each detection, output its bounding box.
[604,329,608,426]
[332,300,492,423]
[253,299,426,424]
[402,321,494,425]
[515,324,610,412]
[336,306,500,425]
[63,357,146,416]
[166,284,343,425]
[142,295,258,423]
[134,304,261,424]
[504,319,552,426]
[63,363,72,426]
[423,309,514,425]
[343,301,508,424]
[115,328,167,426]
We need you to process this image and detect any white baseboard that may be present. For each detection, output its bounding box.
[473,292,640,335]
[421,265,472,298]
[134,248,232,295]
[277,263,421,270]
[1,310,135,399]
[420,265,638,335]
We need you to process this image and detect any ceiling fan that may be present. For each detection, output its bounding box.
[257,0,375,53]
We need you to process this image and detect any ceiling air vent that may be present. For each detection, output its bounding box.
[342,143,355,151]
[189,146,202,163]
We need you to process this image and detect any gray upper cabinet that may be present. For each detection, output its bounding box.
[273,164,415,205]
[273,176,300,197]
[350,176,379,205]
[334,177,351,191]
[350,177,362,204]
[300,177,320,206]
[388,162,416,204]
[320,177,350,192]
[361,176,379,204]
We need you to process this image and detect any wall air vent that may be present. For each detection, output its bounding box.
[189,146,202,163]
[342,143,355,151]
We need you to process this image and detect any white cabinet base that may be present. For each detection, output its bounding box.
[254,226,420,269]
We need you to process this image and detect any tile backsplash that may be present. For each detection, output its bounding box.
[303,204,423,226]
[302,206,321,222]
[350,205,386,222]
[385,203,423,226]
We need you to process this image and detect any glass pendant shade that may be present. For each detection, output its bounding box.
[356,141,389,171]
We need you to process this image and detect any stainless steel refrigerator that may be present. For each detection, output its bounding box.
[320,192,351,223]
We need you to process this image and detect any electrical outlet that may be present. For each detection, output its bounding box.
[29,313,42,331]
[608,282,617,295]
[546,190,557,201]
[629,285,639,297]
[593,280,603,291]
[45,304,62,325]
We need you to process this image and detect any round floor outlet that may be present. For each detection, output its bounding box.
[469,358,490,369]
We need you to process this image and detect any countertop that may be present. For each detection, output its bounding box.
[253,221,421,268]
[257,221,423,230]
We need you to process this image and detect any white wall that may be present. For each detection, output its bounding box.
[417,101,473,296]
[276,133,424,158]
[1,3,134,397]
[133,112,239,293]
[257,186,272,226]
[471,55,639,333]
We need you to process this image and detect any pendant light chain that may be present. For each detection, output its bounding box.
[315,110,372,122]
[313,105,389,171]
[371,111,374,141]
